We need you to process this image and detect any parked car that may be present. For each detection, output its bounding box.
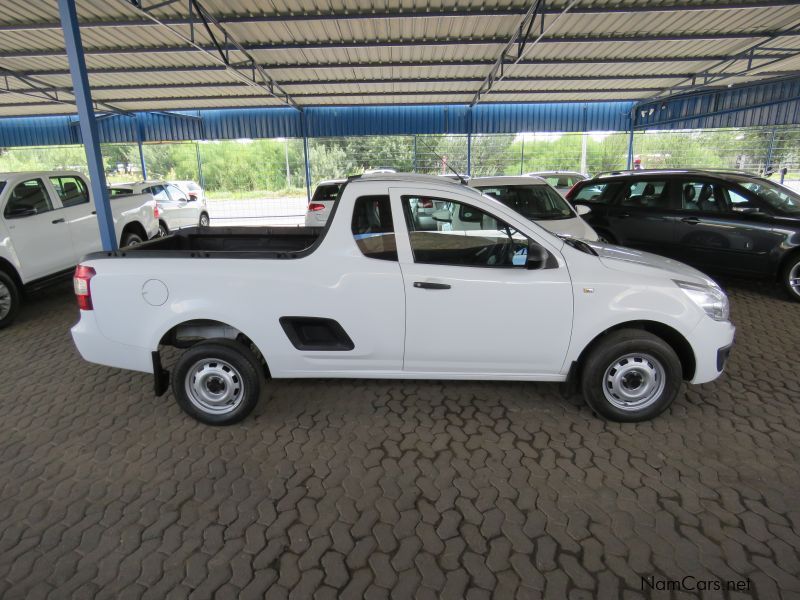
[72,173,734,425]
[0,171,158,328]
[170,180,205,203]
[110,181,209,237]
[469,176,598,241]
[527,171,588,196]
[566,169,800,301]
[305,179,346,227]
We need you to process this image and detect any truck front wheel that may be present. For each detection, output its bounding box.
[0,271,20,329]
[172,338,262,425]
[581,329,682,422]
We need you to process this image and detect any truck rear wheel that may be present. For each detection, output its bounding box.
[121,231,144,247]
[172,338,262,425]
[0,271,20,329]
[581,329,682,422]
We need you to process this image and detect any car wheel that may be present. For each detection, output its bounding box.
[781,254,800,302]
[596,230,616,244]
[581,329,682,422]
[172,338,262,425]
[199,212,210,227]
[0,271,20,329]
[121,231,144,247]
[158,221,169,237]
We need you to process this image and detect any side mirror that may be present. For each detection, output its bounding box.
[526,242,551,270]
[576,204,591,216]
[432,209,451,223]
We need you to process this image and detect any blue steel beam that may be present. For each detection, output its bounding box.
[3,2,797,32]
[58,0,117,251]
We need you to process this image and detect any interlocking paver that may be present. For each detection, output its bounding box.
[0,278,799,598]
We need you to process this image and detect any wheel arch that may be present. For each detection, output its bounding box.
[574,320,696,381]
[120,220,148,245]
[158,318,271,377]
[0,257,23,289]
[777,247,800,282]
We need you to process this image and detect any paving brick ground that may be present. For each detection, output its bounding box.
[0,277,799,599]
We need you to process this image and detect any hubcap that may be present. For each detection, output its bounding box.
[0,281,11,320]
[185,358,245,415]
[602,353,665,411]
[200,215,209,226]
[789,262,800,295]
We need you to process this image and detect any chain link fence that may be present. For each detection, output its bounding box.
[1,126,798,224]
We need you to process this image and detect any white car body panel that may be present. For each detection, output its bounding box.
[72,173,734,389]
[0,171,157,285]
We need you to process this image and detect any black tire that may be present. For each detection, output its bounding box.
[199,212,210,227]
[121,230,144,248]
[0,271,21,329]
[158,221,169,237]
[171,338,262,425]
[595,229,616,244]
[581,329,682,422]
[780,254,800,302]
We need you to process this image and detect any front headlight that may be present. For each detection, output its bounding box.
[674,280,729,321]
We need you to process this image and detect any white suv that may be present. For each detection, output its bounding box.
[110,181,209,237]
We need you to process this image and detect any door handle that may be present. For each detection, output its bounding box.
[413,281,451,290]
[51,218,65,224]
[617,212,631,219]
[91,210,96,215]
[681,217,700,225]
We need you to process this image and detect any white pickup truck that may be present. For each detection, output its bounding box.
[0,171,158,328]
[71,174,735,425]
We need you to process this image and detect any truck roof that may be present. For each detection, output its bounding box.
[469,175,548,187]
[0,170,85,180]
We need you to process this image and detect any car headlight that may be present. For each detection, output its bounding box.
[674,280,729,321]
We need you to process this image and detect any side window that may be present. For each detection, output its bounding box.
[50,176,89,208]
[149,185,170,203]
[401,195,538,268]
[620,180,670,209]
[351,195,397,261]
[4,179,53,218]
[678,181,727,213]
[721,186,764,213]
[572,182,619,203]
[167,185,188,202]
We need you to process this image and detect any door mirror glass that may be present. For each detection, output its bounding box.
[576,204,591,216]
[431,209,451,223]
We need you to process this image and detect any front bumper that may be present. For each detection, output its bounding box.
[689,317,736,384]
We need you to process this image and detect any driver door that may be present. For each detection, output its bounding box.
[391,187,573,376]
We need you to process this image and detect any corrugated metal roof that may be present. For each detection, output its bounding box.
[1,0,799,116]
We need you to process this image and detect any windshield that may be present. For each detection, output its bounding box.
[739,179,800,215]
[475,184,575,220]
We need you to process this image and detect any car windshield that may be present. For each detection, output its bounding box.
[476,184,574,220]
[738,179,800,215]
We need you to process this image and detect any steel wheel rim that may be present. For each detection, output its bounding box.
[789,262,800,295]
[0,281,11,320]
[602,352,666,411]
[185,358,245,415]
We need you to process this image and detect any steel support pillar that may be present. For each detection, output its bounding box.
[195,142,204,189]
[136,118,148,180]
[301,113,312,202]
[58,0,117,251]
[466,109,473,176]
[626,109,635,170]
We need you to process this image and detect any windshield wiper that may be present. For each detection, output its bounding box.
[558,235,598,256]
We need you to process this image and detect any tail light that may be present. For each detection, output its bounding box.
[565,184,579,201]
[419,199,433,208]
[74,265,96,311]
[308,203,326,211]
[153,204,160,219]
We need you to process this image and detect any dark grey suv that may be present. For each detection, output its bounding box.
[566,169,800,301]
